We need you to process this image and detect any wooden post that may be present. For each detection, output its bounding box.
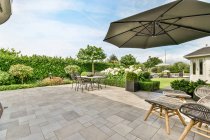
[176,110,186,126]
[179,120,195,140]
[165,109,170,134]
[144,105,154,121]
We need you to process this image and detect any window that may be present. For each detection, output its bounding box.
[193,62,196,75]
[199,60,203,75]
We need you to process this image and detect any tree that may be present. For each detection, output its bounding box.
[108,54,118,63]
[169,62,190,73]
[0,48,20,57]
[77,45,106,73]
[144,56,163,68]
[9,64,33,84]
[120,54,136,66]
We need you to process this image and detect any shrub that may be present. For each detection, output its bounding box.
[0,84,38,91]
[40,77,63,86]
[9,64,33,84]
[170,79,206,96]
[0,71,13,85]
[139,72,151,81]
[64,65,81,74]
[126,72,137,81]
[139,81,160,91]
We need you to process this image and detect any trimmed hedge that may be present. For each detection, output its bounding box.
[171,79,206,96]
[0,55,111,81]
[104,76,125,88]
[139,81,160,91]
[0,79,72,91]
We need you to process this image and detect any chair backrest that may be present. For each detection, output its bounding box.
[195,85,210,99]
[70,74,77,80]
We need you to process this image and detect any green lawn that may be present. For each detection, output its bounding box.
[152,78,184,89]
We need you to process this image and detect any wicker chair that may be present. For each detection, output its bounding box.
[179,94,210,140]
[194,85,210,99]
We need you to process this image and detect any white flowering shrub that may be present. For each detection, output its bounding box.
[101,65,142,76]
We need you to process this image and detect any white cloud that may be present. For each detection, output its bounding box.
[0,0,210,64]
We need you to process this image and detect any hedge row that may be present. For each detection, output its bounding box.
[0,55,112,80]
[139,81,160,91]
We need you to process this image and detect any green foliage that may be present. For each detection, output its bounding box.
[144,56,163,68]
[169,62,190,73]
[120,54,136,67]
[171,79,206,96]
[108,54,118,63]
[0,71,14,85]
[0,48,20,57]
[9,64,33,84]
[139,72,151,81]
[0,50,111,82]
[0,84,38,91]
[126,72,137,81]
[139,81,160,91]
[104,75,125,88]
[64,65,81,74]
[81,72,88,76]
[77,45,106,73]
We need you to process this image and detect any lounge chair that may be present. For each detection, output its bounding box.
[179,85,210,140]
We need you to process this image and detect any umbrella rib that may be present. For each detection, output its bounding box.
[161,13,210,21]
[161,21,210,34]
[158,24,178,44]
[156,0,183,20]
[119,23,152,47]
[156,18,181,35]
[104,22,149,41]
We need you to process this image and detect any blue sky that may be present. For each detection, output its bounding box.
[0,0,210,63]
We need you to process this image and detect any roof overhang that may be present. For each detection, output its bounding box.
[184,54,210,59]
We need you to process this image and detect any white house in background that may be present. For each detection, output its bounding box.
[184,46,210,84]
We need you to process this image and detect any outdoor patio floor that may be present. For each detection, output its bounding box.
[0,85,208,140]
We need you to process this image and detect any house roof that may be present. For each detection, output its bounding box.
[184,47,210,59]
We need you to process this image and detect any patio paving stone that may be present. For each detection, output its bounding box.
[79,125,108,140]
[111,123,133,136]
[0,85,207,140]
[6,124,30,139]
[54,121,84,140]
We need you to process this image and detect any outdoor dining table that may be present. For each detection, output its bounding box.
[77,76,106,91]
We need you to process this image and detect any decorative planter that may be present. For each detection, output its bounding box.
[126,80,140,92]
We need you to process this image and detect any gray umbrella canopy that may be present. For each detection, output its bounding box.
[104,0,210,49]
[0,0,12,24]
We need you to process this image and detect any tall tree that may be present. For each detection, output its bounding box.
[77,45,106,73]
[169,62,190,73]
[120,54,136,66]
[144,56,163,68]
[108,54,118,63]
[0,48,20,57]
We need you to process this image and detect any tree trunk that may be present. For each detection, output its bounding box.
[92,61,94,74]
[21,78,24,84]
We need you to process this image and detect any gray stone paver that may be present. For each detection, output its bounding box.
[111,123,133,136]
[0,86,207,140]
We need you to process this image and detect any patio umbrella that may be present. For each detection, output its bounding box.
[104,0,210,48]
[0,0,12,24]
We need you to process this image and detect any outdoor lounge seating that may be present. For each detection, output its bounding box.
[179,100,210,140]
[178,86,210,140]
[144,96,186,134]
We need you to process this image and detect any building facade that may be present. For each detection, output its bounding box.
[185,47,210,84]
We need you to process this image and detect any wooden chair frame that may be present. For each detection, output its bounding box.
[145,104,186,135]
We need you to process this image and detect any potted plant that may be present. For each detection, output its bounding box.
[126,72,140,92]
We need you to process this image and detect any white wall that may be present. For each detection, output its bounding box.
[190,57,210,83]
